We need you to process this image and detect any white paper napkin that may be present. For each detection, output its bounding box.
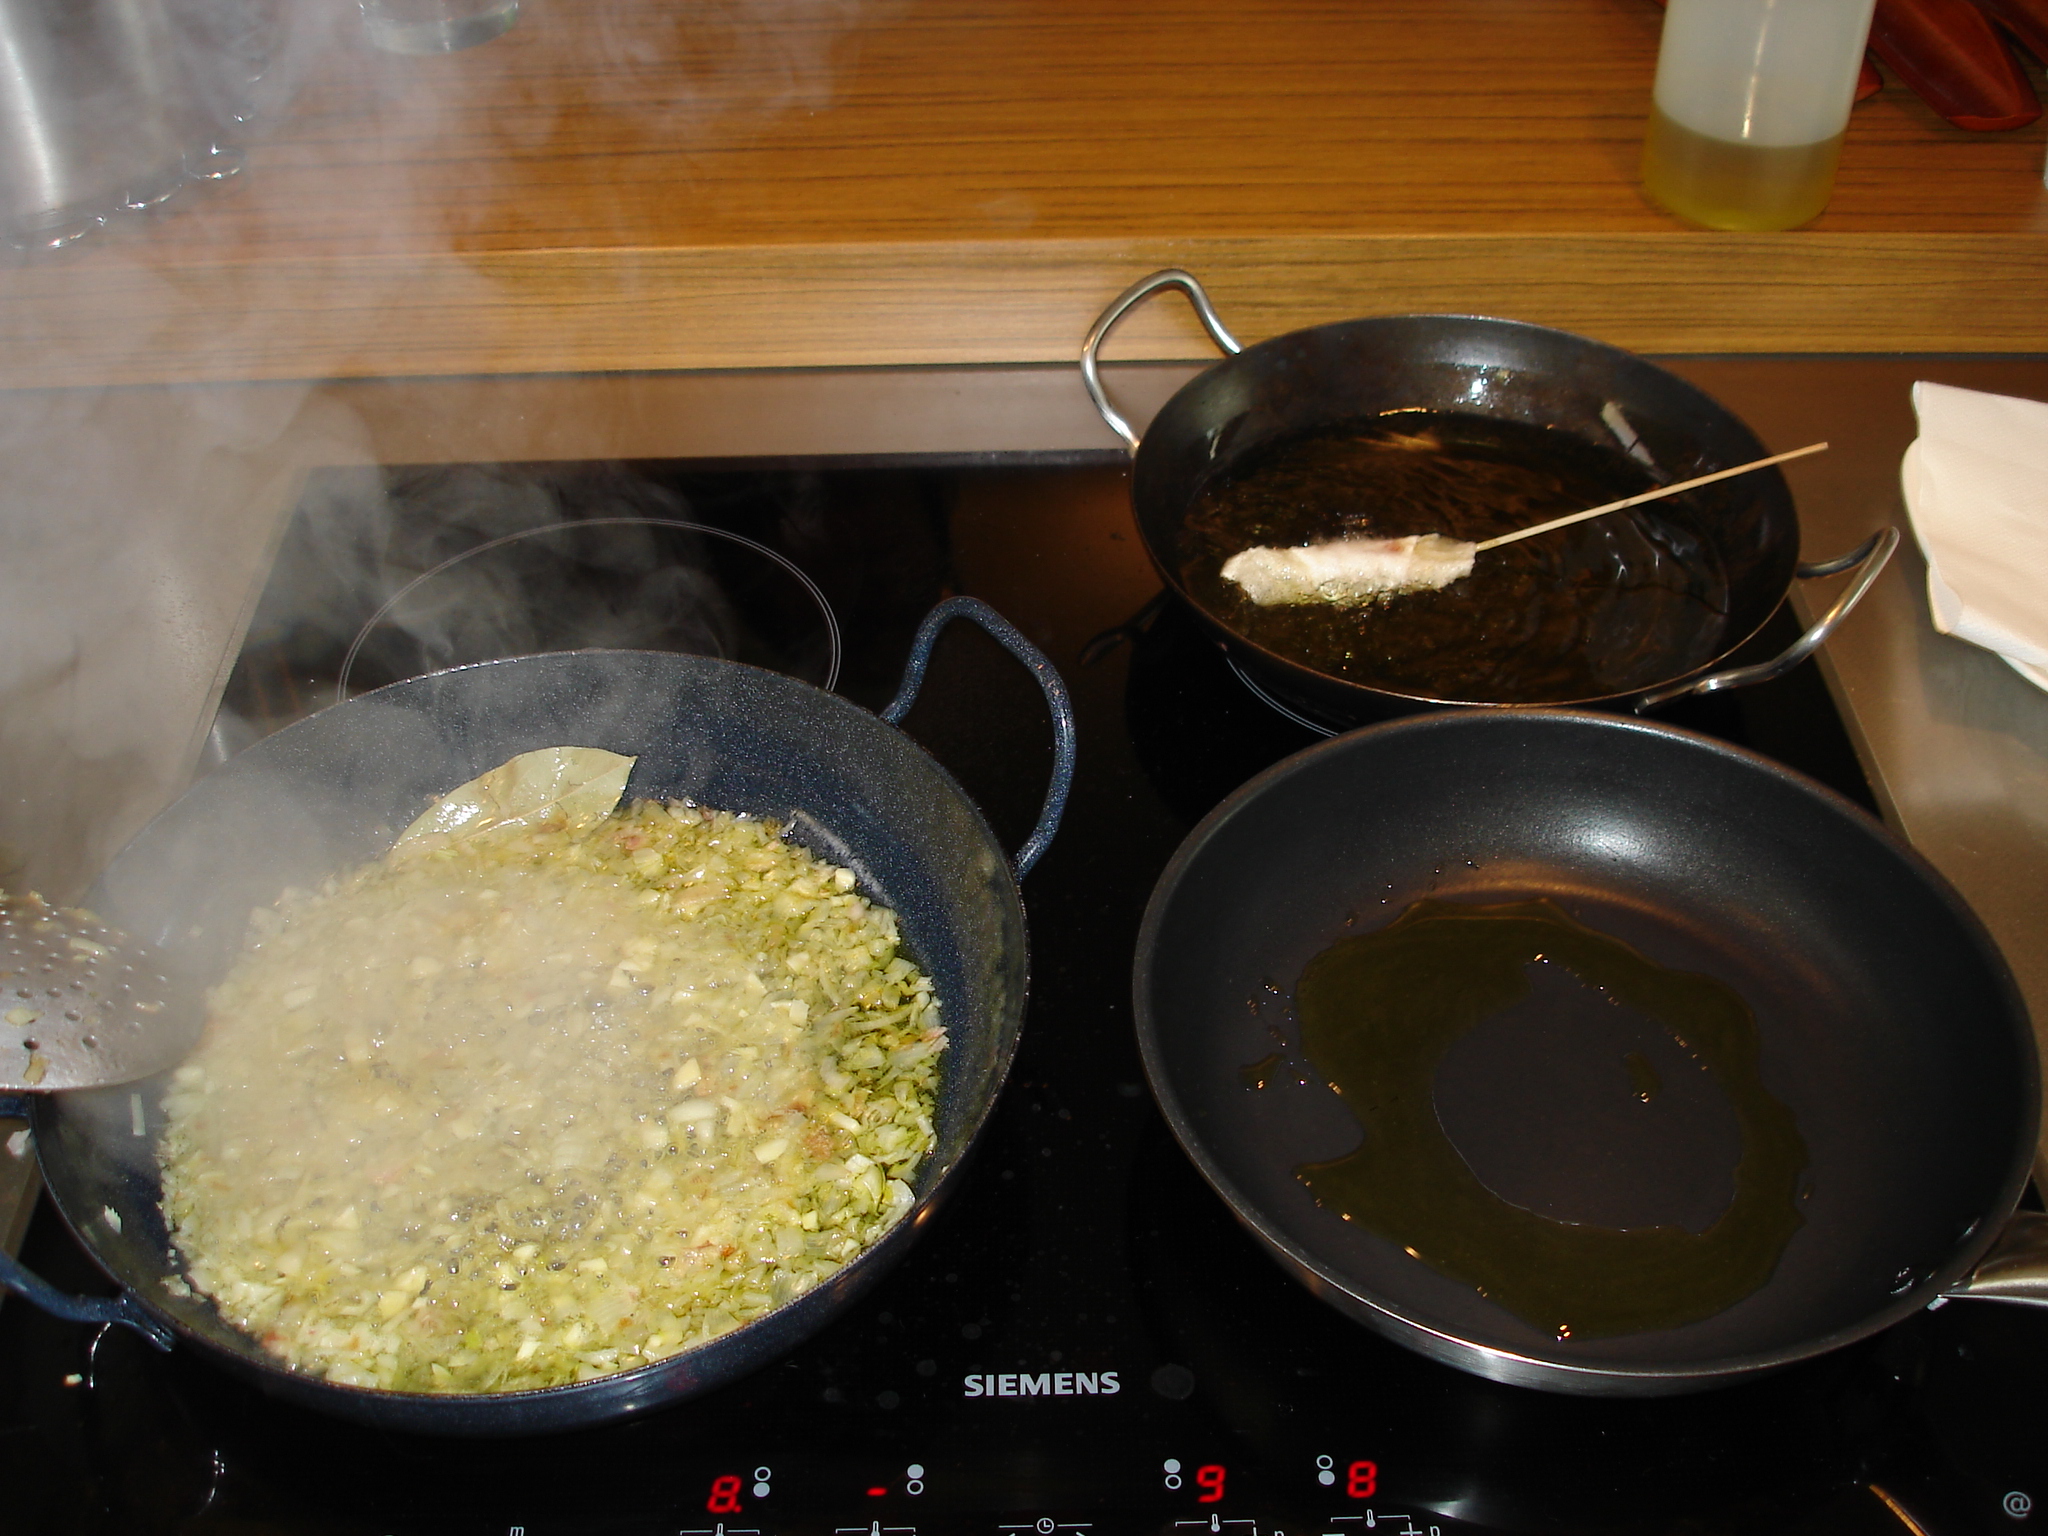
[1901,381,2048,693]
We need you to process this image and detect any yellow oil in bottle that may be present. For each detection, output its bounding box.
[1641,107,1844,231]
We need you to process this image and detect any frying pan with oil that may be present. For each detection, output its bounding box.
[1134,709,2047,1394]
[1083,269,1896,727]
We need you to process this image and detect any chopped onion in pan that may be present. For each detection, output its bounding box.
[160,794,941,1394]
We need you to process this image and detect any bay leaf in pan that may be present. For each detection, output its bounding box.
[394,746,636,849]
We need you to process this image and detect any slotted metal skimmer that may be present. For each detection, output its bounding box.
[0,893,193,1091]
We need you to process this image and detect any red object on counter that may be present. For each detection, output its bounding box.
[1870,0,2041,128]
[1973,0,2048,60]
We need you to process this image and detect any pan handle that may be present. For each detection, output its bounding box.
[1080,269,1243,454]
[0,1094,175,1350]
[1633,526,1900,711]
[0,1246,175,1351]
[1937,1209,2048,1306]
[881,596,1076,881]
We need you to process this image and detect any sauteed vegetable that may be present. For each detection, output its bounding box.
[158,756,942,1394]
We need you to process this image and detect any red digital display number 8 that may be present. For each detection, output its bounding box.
[1346,1461,1378,1498]
[707,1474,744,1513]
[1195,1465,1227,1503]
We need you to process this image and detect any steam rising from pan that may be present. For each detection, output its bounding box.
[0,1,895,897]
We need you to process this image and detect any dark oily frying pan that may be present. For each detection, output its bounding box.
[1082,270,1898,726]
[0,597,1075,1435]
[1134,710,2048,1395]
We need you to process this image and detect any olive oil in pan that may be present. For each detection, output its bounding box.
[1291,899,1807,1342]
[1181,413,1734,703]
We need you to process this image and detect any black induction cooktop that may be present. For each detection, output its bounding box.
[2,457,2041,1536]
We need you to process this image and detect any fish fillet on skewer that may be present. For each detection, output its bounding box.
[1220,534,1477,606]
[1217,444,1830,609]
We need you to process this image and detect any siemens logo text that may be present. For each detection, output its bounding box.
[962,1371,1119,1398]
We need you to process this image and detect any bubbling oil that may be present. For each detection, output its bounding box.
[1641,107,1844,231]
[1180,412,1733,704]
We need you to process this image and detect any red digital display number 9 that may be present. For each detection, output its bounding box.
[1195,1465,1227,1503]
[1346,1461,1378,1498]
[707,1474,745,1513]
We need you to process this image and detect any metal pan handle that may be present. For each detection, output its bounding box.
[882,596,1076,880]
[1937,1209,2048,1306]
[0,1244,175,1350]
[1634,526,1900,711]
[1080,269,1243,454]
[0,1094,175,1351]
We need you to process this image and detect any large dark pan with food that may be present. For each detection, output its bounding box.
[1135,710,2048,1396]
[0,597,1074,1435]
[1083,270,1896,726]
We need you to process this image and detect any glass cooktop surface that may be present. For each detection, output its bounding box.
[2,458,2040,1536]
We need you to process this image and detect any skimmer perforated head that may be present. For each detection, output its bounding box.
[0,893,195,1091]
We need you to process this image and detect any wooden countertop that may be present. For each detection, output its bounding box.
[2,0,2045,388]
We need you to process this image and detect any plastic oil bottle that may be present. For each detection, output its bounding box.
[1642,0,1876,230]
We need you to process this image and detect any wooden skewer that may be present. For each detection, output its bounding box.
[1470,441,1829,554]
